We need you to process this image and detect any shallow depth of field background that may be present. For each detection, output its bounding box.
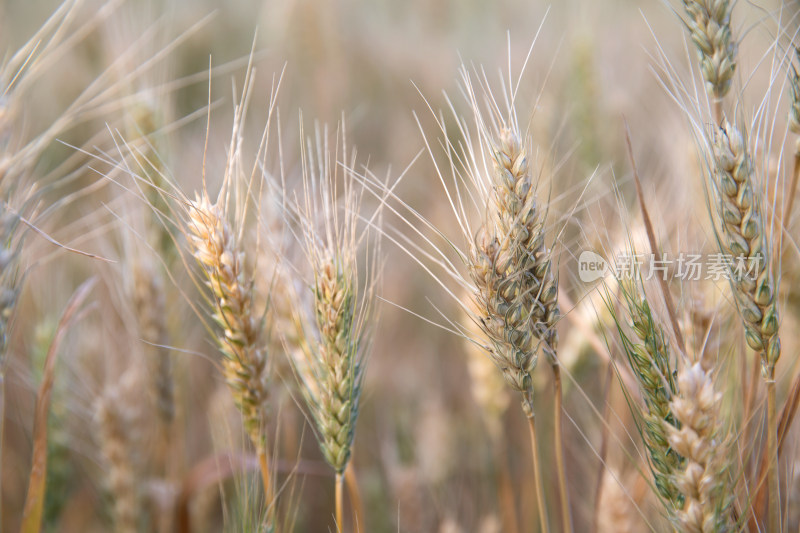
[2,0,800,531]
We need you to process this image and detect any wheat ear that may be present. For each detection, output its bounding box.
[711,123,781,375]
[132,262,174,429]
[683,0,737,122]
[667,363,731,532]
[469,127,565,532]
[711,120,780,529]
[616,280,683,509]
[471,128,558,402]
[186,193,271,503]
[95,387,139,533]
[289,125,376,533]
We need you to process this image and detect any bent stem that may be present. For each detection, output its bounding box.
[552,365,572,532]
[344,463,364,531]
[335,471,345,532]
[767,377,779,533]
[525,400,550,533]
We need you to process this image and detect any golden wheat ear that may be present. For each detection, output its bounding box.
[139,58,285,522]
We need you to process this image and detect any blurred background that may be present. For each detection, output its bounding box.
[2,0,799,531]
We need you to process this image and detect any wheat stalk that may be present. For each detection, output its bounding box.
[468,124,570,531]
[667,363,731,532]
[710,120,780,530]
[288,124,377,532]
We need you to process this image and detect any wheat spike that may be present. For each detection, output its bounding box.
[290,125,375,478]
[310,256,361,472]
[132,261,174,426]
[470,127,559,413]
[667,363,731,532]
[617,281,683,507]
[286,123,379,532]
[187,194,269,453]
[95,387,139,533]
[711,121,780,376]
[683,0,737,102]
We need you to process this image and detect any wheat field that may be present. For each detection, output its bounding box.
[3,0,800,531]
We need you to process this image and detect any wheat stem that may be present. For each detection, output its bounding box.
[552,364,572,532]
[767,377,780,532]
[526,412,550,533]
[335,471,345,533]
[258,449,273,518]
[344,463,364,531]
